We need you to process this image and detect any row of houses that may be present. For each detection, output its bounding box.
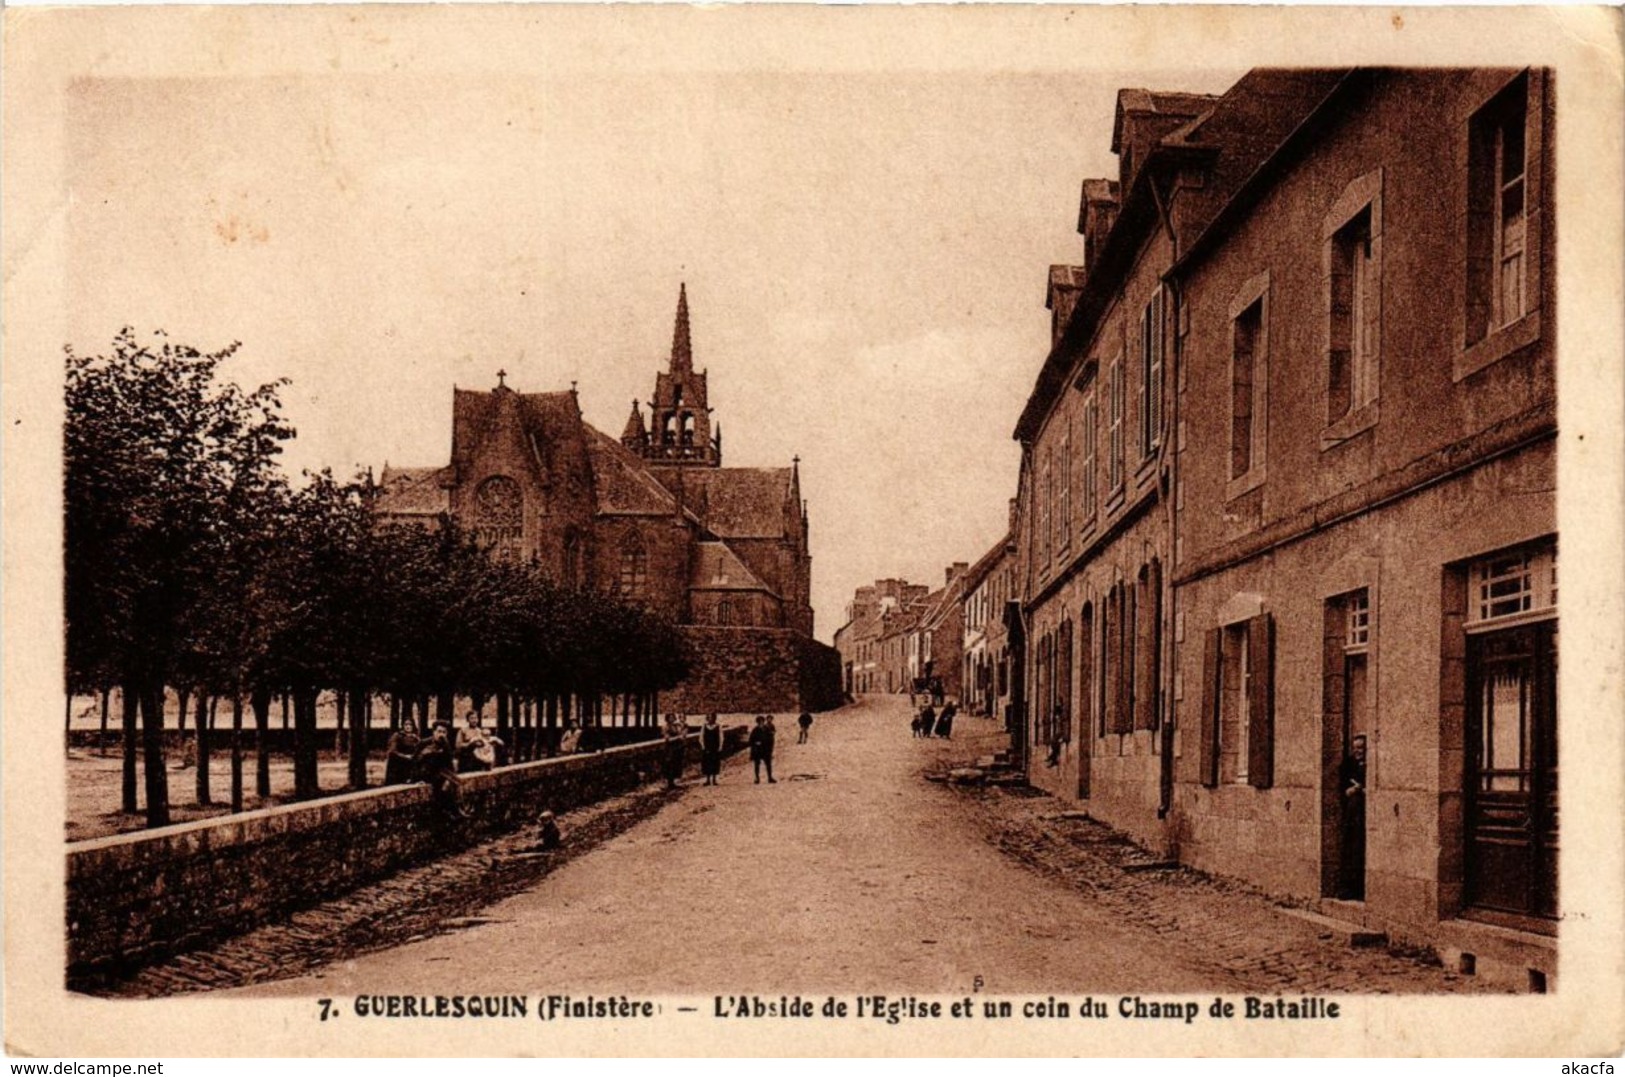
[840,67,1558,989]
[835,567,968,700]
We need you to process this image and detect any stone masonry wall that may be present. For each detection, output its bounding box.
[666,628,842,714]
[66,727,746,981]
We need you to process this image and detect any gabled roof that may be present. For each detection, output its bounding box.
[582,426,689,517]
[375,465,451,516]
[450,388,582,477]
[682,467,795,540]
[690,540,775,594]
[960,533,1014,595]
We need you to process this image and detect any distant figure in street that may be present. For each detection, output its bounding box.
[457,710,495,773]
[749,715,777,784]
[935,701,957,739]
[384,718,422,785]
[919,704,936,740]
[797,711,814,744]
[558,720,582,756]
[910,712,922,738]
[661,713,687,790]
[700,714,724,785]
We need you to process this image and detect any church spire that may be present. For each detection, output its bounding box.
[670,282,692,373]
[621,399,648,449]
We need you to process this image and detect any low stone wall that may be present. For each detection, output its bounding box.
[66,725,661,754]
[668,627,844,714]
[66,726,746,982]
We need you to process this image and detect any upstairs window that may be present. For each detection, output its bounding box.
[1108,356,1125,492]
[1139,288,1166,458]
[1231,300,1263,479]
[1080,387,1098,525]
[1329,206,1379,421]
[1466,72,1543,354]
[1057,425,1072,552]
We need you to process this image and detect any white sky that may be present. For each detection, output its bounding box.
[61,26,1240,640]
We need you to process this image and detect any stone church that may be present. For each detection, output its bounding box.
[374,285,838,713]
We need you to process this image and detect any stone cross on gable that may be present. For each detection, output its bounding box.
[496,368,508,388]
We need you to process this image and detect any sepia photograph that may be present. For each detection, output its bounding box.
[4,3,1623,1059]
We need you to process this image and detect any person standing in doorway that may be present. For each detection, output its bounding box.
[700,714,724,785]
[1338,734,1368,900]
[797,711,813,744]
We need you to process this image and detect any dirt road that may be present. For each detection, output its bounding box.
[236,696,1228,996]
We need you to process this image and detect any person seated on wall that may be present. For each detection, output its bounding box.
[416,725,470,819]
[384,717,422,785]
[558,719,583,755]
[456,710,496,773]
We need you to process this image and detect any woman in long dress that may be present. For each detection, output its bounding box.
[661,714,688,790]
[699,714,724,785]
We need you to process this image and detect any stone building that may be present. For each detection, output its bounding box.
[374,284,837,714]
[960,530,1018,722]
[1005,68,1555,985]
[834,578,928,695]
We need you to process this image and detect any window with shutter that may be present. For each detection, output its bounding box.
[1246,613,1276,788]
[1199,627,1222,787]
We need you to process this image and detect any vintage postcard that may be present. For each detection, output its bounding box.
[4,3,1623,1058]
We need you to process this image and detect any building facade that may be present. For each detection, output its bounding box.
[375,285,837,714]
[1006,68,1556,985]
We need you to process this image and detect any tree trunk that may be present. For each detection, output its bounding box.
[230,694,244,814]
[281,690,290,730]
[497,691,510,743]
[98,687,111,757]
[436,690,453,730]
[252,686,272,799]
[64,692,72,735]
[120,684,139,813]
[348,687,370,789]
[195,691,212,805]
[177,686,190,739]
[139,682,170,828]
[333,690,346,760]
[293,687,320,800]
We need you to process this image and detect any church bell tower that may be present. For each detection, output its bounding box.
[641,283,721,468]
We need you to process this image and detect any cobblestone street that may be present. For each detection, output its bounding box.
[87,695,1479,1000]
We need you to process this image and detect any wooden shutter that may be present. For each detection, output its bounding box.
[1199,627,1222,788]
[1134,573,1156,731]
[1247,613,1276,789]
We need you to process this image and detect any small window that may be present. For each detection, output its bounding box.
[1346,590,1371,653]
[1468,544,1556,628]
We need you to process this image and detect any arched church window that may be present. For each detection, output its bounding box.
[563,530,583,589]
[681,413,695,447]
[662,415,676,446]
[618,532,649,600]
[473,476,524,563]
[716,600,735,626]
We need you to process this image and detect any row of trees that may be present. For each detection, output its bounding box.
[66,329,690,828]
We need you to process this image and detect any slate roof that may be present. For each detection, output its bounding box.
[375,465,450,516]
[582,427,689,518]
[450,389,581,476]
[682,467,794,540]
[1015,68,1350,442]
[690,540,774,594]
